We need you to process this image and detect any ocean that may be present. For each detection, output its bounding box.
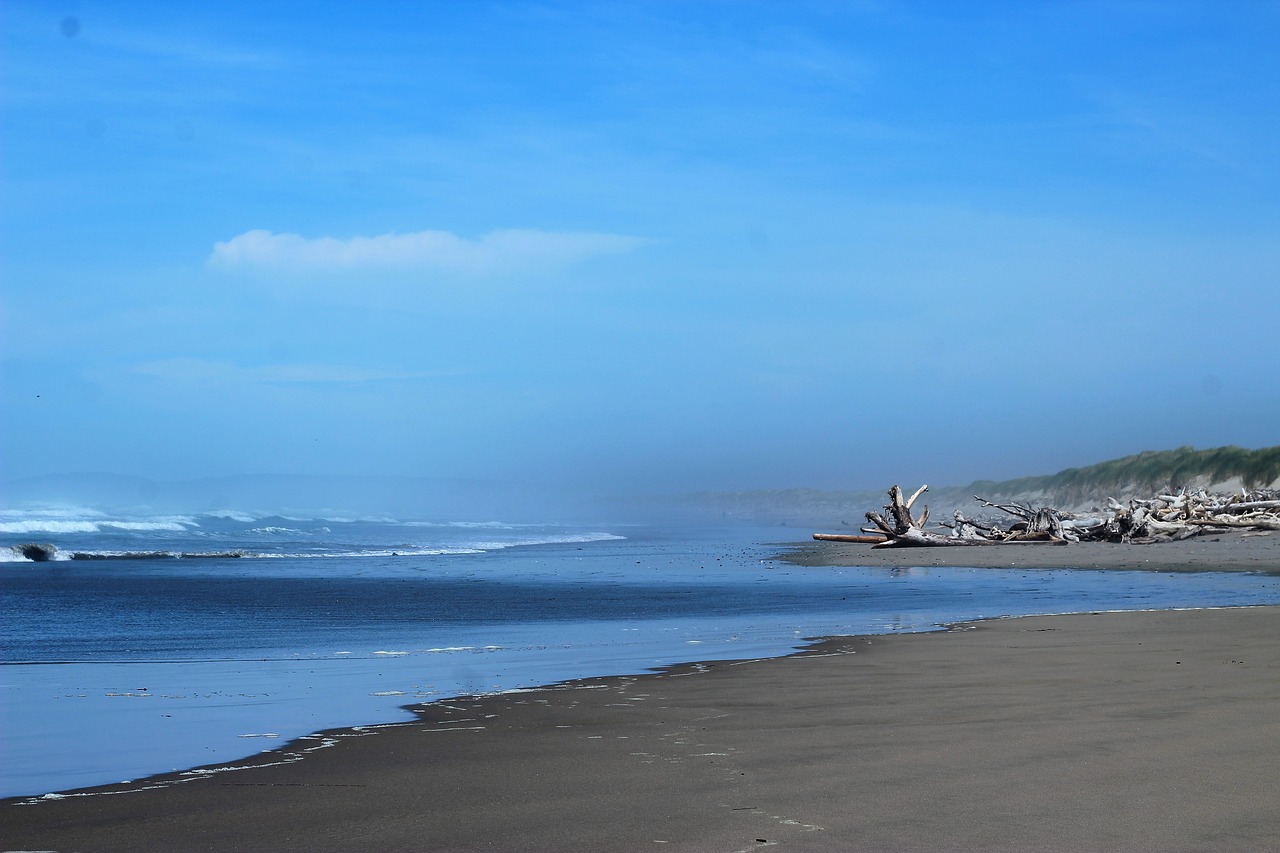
[3,507,1279,800]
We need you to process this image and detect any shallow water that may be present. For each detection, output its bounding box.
[3,520,1279,798]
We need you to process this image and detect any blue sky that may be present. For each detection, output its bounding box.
[3,0,1278,499]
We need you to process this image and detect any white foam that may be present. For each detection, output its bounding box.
[466,532,627,551]
[0,506,107,521]
[444,521,522,529]
[205,510,258,522]
[0,520,101,534]
[259,547,485,559]
[149,515,201,527]
[0,519,192,534]
[100,521,191,532]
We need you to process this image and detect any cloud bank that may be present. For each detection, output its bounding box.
[208,228,648,274]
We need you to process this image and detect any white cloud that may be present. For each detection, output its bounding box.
[208,228,649,274]
[133,359,447,384]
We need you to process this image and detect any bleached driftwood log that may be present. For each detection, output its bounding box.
[812,533,889,544]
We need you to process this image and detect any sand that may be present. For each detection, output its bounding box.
[786,529,1280,573]
[4,604,1278,852]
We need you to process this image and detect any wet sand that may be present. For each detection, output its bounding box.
[788,529,1280,573]
[4,605,1278,852]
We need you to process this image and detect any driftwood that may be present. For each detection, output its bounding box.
[861,485,959,547]
[861,485,1073,548]
[1066,487,1280,543]
[821,484,1280,548]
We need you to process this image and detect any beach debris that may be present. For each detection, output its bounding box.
[811,533,888,544]
[1074,487,1280,543]
[860,485,985,547]
[815,485,1280,547]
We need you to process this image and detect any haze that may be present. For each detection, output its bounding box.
[3,2,1278,513]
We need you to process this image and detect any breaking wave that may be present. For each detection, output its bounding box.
[0,519,194,534]
[1,529,625,563]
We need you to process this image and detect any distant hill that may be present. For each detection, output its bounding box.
[651,445,1280,528]
[965,445,1280,509]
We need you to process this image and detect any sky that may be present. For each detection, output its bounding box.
[2,0,1278,504]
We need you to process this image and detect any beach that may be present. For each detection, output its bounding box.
[5,602,1278,852]
[789,529,1280,574]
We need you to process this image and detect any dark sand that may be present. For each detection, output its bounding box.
[4,605,1279,852]
[788,529,1280,573]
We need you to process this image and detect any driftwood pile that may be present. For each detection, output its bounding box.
[814,485,1280,548]
[1077,488,1280,543]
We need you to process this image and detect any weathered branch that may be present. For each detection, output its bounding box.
[816,485,1280,549]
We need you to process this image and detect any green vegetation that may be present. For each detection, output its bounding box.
[968,445,1280,506]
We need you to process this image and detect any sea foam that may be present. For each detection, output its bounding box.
[0,519,193,534]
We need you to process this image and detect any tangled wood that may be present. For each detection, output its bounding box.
[836,484,1280,548]
[1076,489,1280,543]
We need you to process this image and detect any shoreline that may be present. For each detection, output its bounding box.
[11,528,1275,803]
[783,529,1280,573]
[5,605,1279,851]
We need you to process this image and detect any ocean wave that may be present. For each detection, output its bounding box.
[0,506,108,521]
[468,532,627,550]
[103,521,193,532]
[402,521,547,530]
[0,520,101,534]
[0,533,626,563]
[204,510,259,522]
[259,548,486,559]
[0,546,248,562]
[250,527,307,535]
[151,515,202,527]
[305,515,403,525]
[372,529,625,551]
[441,521,522,529]
[2,544,67,562]
[67,550,248,560]
[0,519,193,534]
